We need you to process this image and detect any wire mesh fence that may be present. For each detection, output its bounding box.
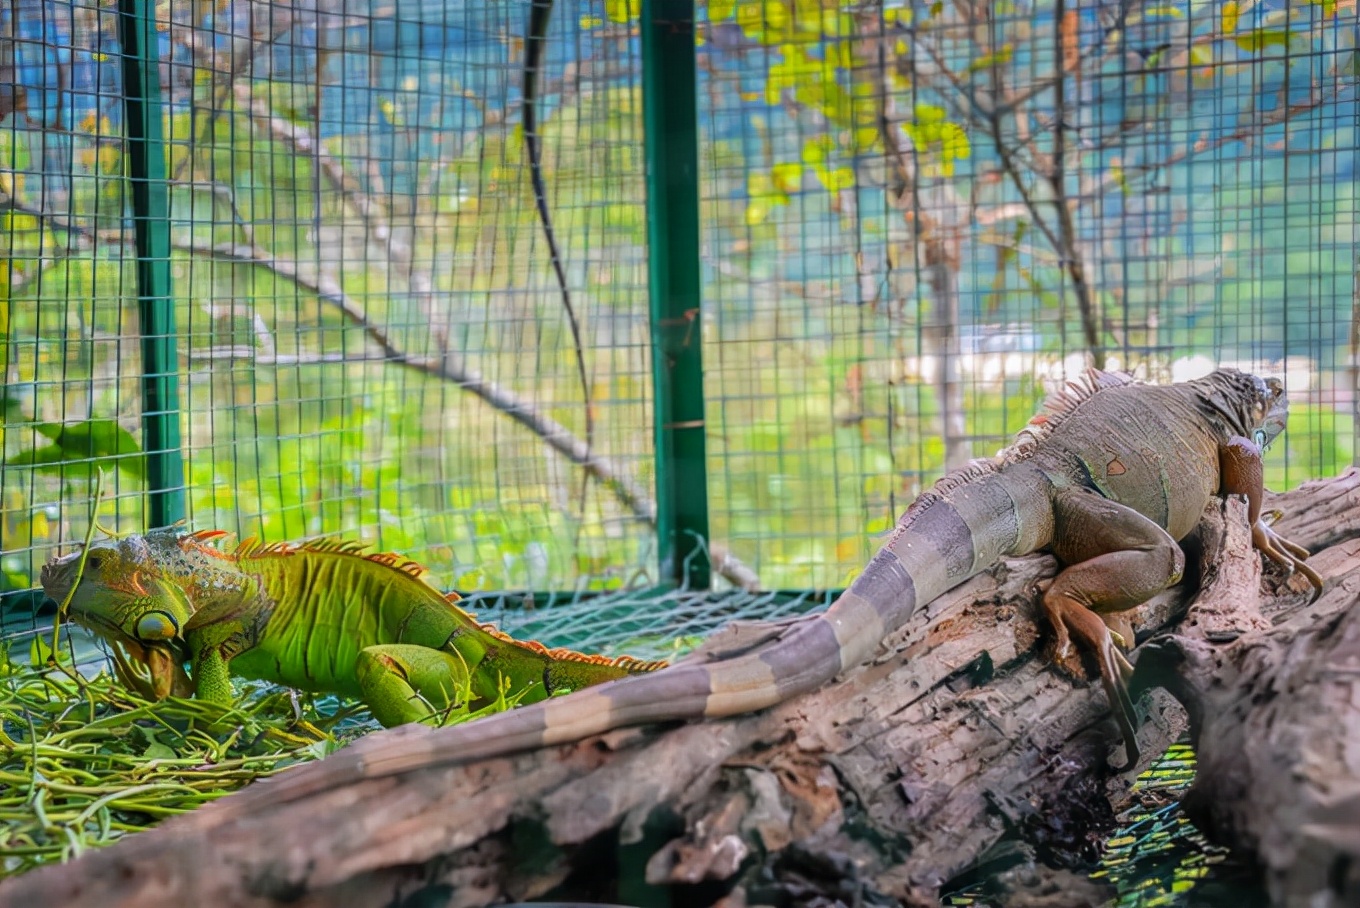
[2,0,1358,673]
[701,0,1360,589]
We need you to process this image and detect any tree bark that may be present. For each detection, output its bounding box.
[1134,470,1360,908]
[3,471,1360,908]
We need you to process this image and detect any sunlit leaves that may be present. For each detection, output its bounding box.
[707,0,854,45]
[771,162,803,194]
[1221,0,1241,33]
[968,43,1014,73]
[1232,27,1293,53]
[903,104,971,177]
[1219,0,1297,54]
[764,41,854,127]
[801,135,854,191]
[605,0,638,24]
[745,171,787,226]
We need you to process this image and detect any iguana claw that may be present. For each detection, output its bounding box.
[1098,639,1141,773]
[1252,518,1324,603]
[1044,596,1142,773]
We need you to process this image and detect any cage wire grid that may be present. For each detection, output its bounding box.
[0,0,1355,745]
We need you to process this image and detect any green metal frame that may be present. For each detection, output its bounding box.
[642,0,710,590]
[118,0,184,526]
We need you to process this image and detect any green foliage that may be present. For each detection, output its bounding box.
[902,104,972,178]
[0,644,367,877]
[6,419,144,481]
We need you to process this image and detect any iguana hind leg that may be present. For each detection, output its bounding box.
[1045,487,1186,773]
[355,644,473,728]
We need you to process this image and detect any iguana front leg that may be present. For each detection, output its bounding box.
[1044,486,1187,772]
[355,644,473,728]
[183,620,263,705]
[1220,436,1324,600]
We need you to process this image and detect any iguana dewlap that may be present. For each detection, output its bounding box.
[39,534,665,727]
[260,367,1318,780]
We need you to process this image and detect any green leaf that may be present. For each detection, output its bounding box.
[801,135,834,166]
[1234,28,1292,53]
[1221,0,1241,33]
[604,0,639,23]
[143,741,178,761]
[771,162,803,194]
[968,44,1014,72]
[6,418,145,480]
[29,634,53,665]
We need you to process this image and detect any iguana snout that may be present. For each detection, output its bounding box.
[41,537,200,701]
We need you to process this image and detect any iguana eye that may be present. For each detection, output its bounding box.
[86,556,102,570]
[135,611,179,641]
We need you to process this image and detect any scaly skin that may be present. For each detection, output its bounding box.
[248,368,1322,792]
[39,533,665,727]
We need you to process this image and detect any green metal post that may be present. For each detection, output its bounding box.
[119,0,184,526]
[642,0,710,589]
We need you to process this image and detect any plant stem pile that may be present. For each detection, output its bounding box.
[0,641,371,878]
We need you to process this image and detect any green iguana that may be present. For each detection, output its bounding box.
[250,367,1323,787]
[39,533,666,727]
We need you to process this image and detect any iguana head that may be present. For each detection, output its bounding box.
[1195,368,1288,449]
[40,527,205,698]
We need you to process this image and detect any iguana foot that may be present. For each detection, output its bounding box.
[1253,519,1324,602]
[1043,595,1140,771]
[1220,437,1324,603]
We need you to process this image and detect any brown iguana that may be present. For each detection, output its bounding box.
[39,533,666,727]
[259,367,1321,788]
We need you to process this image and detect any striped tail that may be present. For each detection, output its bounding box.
[263,465,1054,802]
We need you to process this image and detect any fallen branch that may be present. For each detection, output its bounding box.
[1134,469,1360,908]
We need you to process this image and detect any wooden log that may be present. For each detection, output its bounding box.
[3,471,1359,908]
[1133,469,1360,908]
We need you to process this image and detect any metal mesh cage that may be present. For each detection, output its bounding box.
[2,0,1358,668]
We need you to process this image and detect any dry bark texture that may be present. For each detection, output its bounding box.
[1136,469,1360,908]
[3,471,1360,908]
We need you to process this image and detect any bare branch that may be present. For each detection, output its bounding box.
[1,183,761,590]
[235,84,406,263]
[1046,0,1104,365]
[175,234,763,591]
